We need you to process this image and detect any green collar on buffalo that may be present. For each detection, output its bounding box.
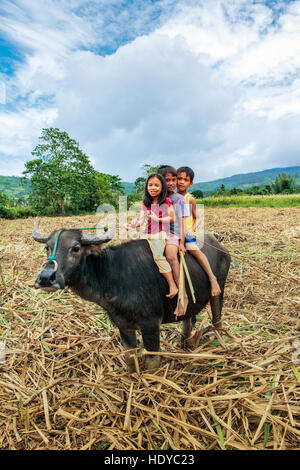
[48,229,63,263]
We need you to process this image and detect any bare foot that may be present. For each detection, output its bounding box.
[210,278,221,296]
[174,293,189,317]
[166,284,178,299]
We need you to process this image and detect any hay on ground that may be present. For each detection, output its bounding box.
[0,207,299,450]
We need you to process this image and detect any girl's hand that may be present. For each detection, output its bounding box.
[124,221,135,230]
[148,211,159,222]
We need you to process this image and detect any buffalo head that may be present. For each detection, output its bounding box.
[33,220,113,292]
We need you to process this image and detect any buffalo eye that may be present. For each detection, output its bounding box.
[72,246,80,253]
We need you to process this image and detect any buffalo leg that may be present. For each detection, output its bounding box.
[210,293,223,329]
[181,317,195,349]
[119,328,137,374]
[140,320,161,370]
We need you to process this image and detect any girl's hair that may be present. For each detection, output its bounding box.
[143,173,168,207]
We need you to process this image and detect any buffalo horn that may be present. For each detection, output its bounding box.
[32,220,51,243]
[80,225,115,245]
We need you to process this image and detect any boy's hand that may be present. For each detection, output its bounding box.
[186,229,194,237]
[179,242,186,255]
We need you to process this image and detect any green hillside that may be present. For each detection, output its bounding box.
[192,166,300,194]
[0,175,135,199]
[119,166,300,195]
[0,166,299,199]
[0,175,30,199]
[121,181,135,194]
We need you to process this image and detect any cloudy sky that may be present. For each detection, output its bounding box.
[0,0,299,182]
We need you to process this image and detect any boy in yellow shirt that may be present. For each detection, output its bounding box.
[177,166,221,298]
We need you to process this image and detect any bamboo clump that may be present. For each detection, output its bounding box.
[0,207,299,450]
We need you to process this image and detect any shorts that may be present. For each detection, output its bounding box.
[166,234,180,247]
[185,233,198,251]
[142,231,171,274]
[185,235,197,243]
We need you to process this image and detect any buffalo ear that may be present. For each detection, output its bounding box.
[83,245,103,256]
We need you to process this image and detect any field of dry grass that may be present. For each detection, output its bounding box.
[0,207,299,450]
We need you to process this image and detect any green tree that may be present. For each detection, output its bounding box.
[191,189,204,199]
[110,175,125,194]
[0,190,14,218]
[0,190,9,206]
[133,176,147,193]
[229,187,243,195]
[94,172,125,207]
[218,184,226,195]
[23,128,97,215]
[249,185,261,195]
[263,184,272,194]
[272,172,296,194]
[142,164,161,176]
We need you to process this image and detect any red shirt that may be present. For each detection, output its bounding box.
[142,197,173,235]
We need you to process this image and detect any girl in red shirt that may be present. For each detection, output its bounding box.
[126,174,178,299]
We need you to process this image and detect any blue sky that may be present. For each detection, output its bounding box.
[0,0,300,181]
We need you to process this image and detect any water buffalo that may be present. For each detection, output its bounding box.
[33,221,231,372]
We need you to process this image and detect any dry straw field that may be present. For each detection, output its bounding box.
[0,207,299,450]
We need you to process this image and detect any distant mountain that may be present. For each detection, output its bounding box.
[121,181,135,194]
[123,166,300,195]
[0,175,135,199]
[192,166,300,194]
[1,166,299,199]
[0,175,30,199]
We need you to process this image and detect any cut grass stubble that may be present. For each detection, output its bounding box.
[0,207,299,450]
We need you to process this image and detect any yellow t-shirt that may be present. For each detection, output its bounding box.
[184,193,196,235]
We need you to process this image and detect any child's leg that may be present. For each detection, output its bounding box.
[165,243,180,285]
[186,242,221,296]
[162,271,178,299]
[165,241,188,316]
[148,238,178,298]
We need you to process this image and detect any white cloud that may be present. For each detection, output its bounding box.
[160,1,272,65]
[0,0,97,56]
[0,156,30,177]
[243,79,300,119]
[0,81,6,104]
[0,0,300,182]
[52,34,238,179]
[0,107,57,156]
